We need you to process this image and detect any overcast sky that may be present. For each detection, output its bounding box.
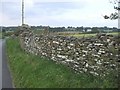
[0,0,118,27]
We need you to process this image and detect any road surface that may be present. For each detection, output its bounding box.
[0,40,2,90]
[0,39,13,88]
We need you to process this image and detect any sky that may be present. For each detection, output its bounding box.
[0,0,118,27]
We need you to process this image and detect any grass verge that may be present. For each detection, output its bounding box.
[0,32,2,39]
[6,37,118,88]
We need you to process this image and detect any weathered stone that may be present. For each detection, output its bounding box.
[19,29,119,77]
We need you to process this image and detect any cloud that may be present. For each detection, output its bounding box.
[1,0,87,3]
[0,0,118,27]
[0,13,20,26]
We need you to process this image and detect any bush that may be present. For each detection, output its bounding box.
[4,32,14,37]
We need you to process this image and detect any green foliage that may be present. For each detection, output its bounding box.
[14,29,22,36]
[91,28,99,33]
[4,32,14,37]
[0,31,13,39]
[6,38,118,88]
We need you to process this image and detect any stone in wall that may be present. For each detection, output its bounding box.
[19,29,119,77]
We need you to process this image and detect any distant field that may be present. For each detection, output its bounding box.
[69,33,97,37]
[33,29,119,38]
[106,32,119,35]
[58,32,119,38]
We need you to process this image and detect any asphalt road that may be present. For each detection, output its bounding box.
[0,39,2,90]
[0,39,13,88]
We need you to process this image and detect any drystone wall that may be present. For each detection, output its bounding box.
[19,28,120,77]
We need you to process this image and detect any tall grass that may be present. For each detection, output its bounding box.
[6,38,118,88]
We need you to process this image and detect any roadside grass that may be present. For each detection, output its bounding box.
[6,38,118,88]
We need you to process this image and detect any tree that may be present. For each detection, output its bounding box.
[91,27,99,33]
[103,0,119,20]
